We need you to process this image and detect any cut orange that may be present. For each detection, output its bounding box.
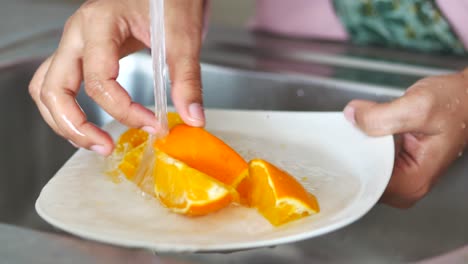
[115,112,184,153]
[118,143,147,181]
[153,150,237,216]
[167,112,184,129]
[247,159,319,226]
[112,114,320,221]
[115,128,148,153]
[115,112,185,179]
[154,124,248,189]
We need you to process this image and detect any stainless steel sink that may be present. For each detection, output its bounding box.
[1,50,467,263]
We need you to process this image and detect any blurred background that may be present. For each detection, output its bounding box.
[1,1,468,264]
[0,0,253,47]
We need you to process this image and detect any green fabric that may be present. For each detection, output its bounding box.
[333,0,466,54]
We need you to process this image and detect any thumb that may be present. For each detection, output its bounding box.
[343,96,434,136]
[165,0,205,127]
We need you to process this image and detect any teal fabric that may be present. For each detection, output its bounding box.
[333,0,466,54]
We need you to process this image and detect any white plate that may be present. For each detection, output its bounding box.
[36,109,394,253]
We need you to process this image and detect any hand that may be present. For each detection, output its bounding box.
[29,0,205,156]
[344,70,468,208]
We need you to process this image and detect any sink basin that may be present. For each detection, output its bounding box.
[0,53,467,263]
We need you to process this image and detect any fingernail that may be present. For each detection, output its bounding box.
[343,106,356,125]
[142,126,157,134]
[68,140,79,148]
[188,103,205,124]
[90,145,108,156]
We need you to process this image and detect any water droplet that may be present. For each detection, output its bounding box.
[455,99,460,104]
[139,191,151,200]
[461,122,466,129]
[446,104,450,109]
[296,89,305,97]
[466,88,468,94]
[458,151,463,157]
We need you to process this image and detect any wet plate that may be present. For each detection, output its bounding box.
[36,109,394,253]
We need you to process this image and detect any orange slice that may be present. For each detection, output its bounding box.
[115,112,184,153]
[167,112,184,129]
[154,124,248,189]
[115,112,185,178]
[153,150,237,216]
[247,159,319,226]
[118,143,146,181]
[115,128,148,153]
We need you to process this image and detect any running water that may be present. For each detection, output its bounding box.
[150,0,169,136]
[133,0,168,185]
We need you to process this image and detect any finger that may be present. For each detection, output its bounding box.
[380,160,429,209]
[29,55,64,136]
[166,0,205,127]
[380,133,450,208]
[343,91,438,136]
[392,134,403,160]
[168,58,204,127]
[380,133,426,208]
[119,38,147,58]
[40,33,114,155]
[42,51,113,154]
[81,21,157,133]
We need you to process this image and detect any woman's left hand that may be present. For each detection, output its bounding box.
[343,70,468,208]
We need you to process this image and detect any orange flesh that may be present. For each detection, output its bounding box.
[167,112,184,129]
[153,150,237,216]
[115,128,148,153]
[115,112,185,179]
[235,175,251,205]
[248,159,320,226]
[118,143,146,181]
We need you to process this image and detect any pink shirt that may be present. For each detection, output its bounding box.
[249,0,468,50]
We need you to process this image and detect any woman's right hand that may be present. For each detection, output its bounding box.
[29,0,206,156]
